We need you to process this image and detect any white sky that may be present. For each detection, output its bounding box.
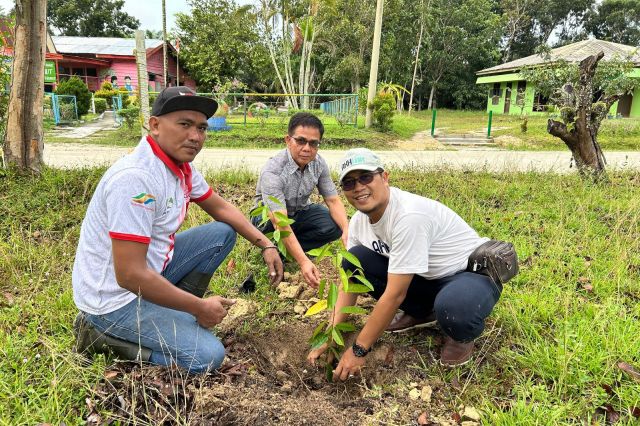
[0,0,255,33]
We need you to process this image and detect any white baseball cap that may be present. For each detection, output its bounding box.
[338,148,384,182]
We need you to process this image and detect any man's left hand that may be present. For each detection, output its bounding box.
[333,347,366,381]
[262,248,283,285]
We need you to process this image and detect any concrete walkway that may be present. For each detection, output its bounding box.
[43,143,640,173]
[51,111,118,139]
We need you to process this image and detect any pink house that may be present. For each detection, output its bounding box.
[50,36,196,93]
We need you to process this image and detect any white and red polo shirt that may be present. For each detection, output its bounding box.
[72,135,213,315]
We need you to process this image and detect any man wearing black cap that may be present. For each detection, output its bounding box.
[72,86,283,373]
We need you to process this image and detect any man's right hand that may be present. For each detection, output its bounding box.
[194,296,236,328]
[307,343,330,366]
[300,259,321,288]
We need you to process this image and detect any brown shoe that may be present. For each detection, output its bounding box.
[385,311,437,333]
[440,336,474,367]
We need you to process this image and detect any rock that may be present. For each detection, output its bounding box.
[217,299,258,331]
[462,406,481,422]
[293,302,307,315]
[420,385,433,403]
[280,381,293,394]
[277,282,301,299]
[461,422,480,426]
[408,388,421,400]
[275,370,289,382]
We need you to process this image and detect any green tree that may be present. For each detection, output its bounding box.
[47,0,140,37]
[520,53,637,176]
[55,76,92,116]
[176,0,273,91]
[584,0,640,46]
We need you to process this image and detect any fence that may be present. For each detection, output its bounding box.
[44,93,78,125]
[203,92,359,128]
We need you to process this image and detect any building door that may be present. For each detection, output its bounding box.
[504,82,512,114]
[617,94,632,118]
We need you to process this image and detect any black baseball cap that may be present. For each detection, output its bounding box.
[151,86,218,118]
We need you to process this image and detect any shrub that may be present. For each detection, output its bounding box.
[94,97,107,114]
[119,106,140,129]
[370,92,395,132]
[95,81,118,108]
[357,86,368,112]
[55,76,91,116]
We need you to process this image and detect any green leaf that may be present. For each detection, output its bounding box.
[332,328,344,346]
[305,299,328,316]
[353,273,374,291]
[327,283,338,310]
[335,322,356,332]
[307,243,331,260]
[339,268,349,291]
[340,306,367,315]
[274,211,289,222]
[249,205,263,218]
[273,229,281,241]
[268,195,284,207]
[311,321,328,339]
[317,279,326,299]
[341,250,362,268]
[310,333,329,349]
[261,208,268,222]
[345,283,372,294]
[279,230,291,238]
[277,239,288,258]
[325,363,334,382]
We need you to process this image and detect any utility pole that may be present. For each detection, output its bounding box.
[365,0,384,128]
[162,0,168,87]
[3,0,46,173]
[135,30,150,133]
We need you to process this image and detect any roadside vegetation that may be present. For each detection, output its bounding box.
[1,166,639,424]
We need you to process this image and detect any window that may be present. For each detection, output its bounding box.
[490,83,502,105]
[533,92,549,112]
[86,68,97,77]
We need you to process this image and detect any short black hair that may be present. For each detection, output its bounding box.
[288,112,324,139]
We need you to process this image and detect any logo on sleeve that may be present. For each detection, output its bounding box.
[132,193,156,205]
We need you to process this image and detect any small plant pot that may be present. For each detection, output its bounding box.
[207,116,231,131]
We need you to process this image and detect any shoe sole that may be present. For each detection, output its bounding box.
[440,356,473,368]
[386,320,438,333]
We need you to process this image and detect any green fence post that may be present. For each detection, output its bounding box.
[243,95,247,127]
[431,109,437,136]
[487,110,493,138]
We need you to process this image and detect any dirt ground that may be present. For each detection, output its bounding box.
[86,268,485,425]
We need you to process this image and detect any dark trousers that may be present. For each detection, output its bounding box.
[251,203,342,252]
[343,245,501,343]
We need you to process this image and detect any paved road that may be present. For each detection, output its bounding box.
[44,143,640,173]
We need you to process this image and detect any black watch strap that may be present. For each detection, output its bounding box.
[352,342,370,357]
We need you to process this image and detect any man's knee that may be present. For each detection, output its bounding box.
[173,332,226,374]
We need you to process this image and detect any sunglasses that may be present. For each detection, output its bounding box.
[340,171,383,191]
[290,135,321,149]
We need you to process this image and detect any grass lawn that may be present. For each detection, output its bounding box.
[1,166,639,424]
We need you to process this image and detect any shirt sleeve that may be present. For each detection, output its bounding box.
[259,171,287,211]
[104,170,161,244]
[387,213,432,274]
[190,164,213,202]
[316,156,338,198]
[346,215,361,250]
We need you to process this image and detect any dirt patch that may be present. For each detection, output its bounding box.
[394,130,445,150]
[494,135,526,148]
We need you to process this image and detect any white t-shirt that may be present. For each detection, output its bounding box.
[347,187,488,279]
[72,135,213,315]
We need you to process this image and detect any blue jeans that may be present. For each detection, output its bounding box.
[343,245,501,343]
[84,221,237,373]
[251,203,342,252]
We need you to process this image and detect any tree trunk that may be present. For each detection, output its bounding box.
[3,0,46,173]
[162,0,168,87]
[365,0,384,128]
[409,0,426,114]
[427,84,436,110]
[546,52,608,177]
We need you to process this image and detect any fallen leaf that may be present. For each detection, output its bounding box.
[383,345,395,367]
[104,370,119,380]
[452,412,462,423]
[604,404,620,424]
[226,258,236,274]
[631,407,640,418]
[582,284,594,292]
[601,383,613,395]
[417,411,430,425]
[618,362,640,383]
[578,276,590,284]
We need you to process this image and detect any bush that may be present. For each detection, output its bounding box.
[94,97,107,114]
[119,106,140,129]
[55,76,91,116]
[358,86,368,112]
[370,92,395,132]
[94,81,117,108]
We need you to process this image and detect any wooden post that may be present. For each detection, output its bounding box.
[3,0,47,172]
[135,30,150,133]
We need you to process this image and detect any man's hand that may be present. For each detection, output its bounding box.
[307,343,332,366]
[262,248,284,286]
[194,296,236,328]
[301,259,321,288]
[341,230,349,248]
[333,347,366,381]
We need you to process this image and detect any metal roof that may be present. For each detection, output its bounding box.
[51,36,164,56]
[477,39,640,76]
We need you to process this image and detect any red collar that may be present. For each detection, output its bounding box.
[146,135,192,186]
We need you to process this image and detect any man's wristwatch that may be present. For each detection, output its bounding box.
[352,342,370,357]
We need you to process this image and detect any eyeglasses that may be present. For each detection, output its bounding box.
[290,135,321,149]
[340,171,383,191]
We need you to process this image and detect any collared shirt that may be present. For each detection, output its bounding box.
[72,135,213,315]
[255,149,337,215]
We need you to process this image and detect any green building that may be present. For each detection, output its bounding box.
[475,39,640,118]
